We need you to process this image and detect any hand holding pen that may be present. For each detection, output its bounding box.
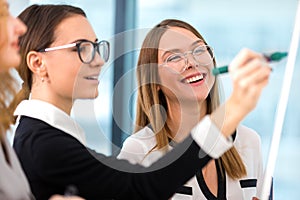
[213,48,273,132]
[212,51,288,76]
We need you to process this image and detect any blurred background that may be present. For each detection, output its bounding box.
[9,0,300,199]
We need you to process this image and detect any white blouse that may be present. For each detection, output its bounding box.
[14,99,86,145]
[118,124,263,200]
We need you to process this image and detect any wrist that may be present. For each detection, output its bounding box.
[210,100,244,137]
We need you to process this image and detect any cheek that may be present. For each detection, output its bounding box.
[67,67,82,90]
[158,71,184,100]
[158,68,179,89]
[55,74,76,97]
[50,64,80,95]
[73,66,99,99]
[160,76,175,90]
[207,74,215,89]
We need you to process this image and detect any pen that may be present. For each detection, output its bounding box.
[212,52,288,76]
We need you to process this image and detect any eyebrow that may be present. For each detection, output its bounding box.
[161,39,204,57]
[69,38,99,44]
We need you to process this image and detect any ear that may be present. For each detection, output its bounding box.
[26,51,48,80]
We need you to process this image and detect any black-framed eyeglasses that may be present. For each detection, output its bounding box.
[38,39,110,64]
[159,45,214,73]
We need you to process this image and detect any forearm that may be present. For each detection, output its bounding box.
[210,99,245,138]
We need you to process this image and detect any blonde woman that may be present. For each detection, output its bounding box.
[118,19,267,199]
[0,1,30,199]
[0,1,84,199]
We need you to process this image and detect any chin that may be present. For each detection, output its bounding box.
[92,93,99,99]
[82,91,99,99]
[9,53,22,67]
[0,65,11,73]
[77,96,98,100]
[75,86,99,99]
[93,90,99,98]
[1,59,20,71]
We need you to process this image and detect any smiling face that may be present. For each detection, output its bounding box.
[0,0,27,72]
[37,14,104,105]
[157,27,215,104]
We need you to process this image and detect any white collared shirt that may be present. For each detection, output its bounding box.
[14,99,86,145]
[118,124,263,200]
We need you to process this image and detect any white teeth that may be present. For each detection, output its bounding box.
[185,74,204,83]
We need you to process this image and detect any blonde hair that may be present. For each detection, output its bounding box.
[0,0,15,141]
[135,19,246,180]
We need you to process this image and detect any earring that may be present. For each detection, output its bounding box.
[41,77,44,82]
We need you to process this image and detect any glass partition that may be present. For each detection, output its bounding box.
[137,0,299,198]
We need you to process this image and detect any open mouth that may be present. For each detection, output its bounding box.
[182,73,206,84]
[84,75,99,80]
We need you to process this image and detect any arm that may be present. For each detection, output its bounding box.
[211,48,271,137]
[15,48,271,200]
[25,116,228,200]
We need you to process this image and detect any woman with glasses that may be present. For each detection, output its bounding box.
[11,4,270,200]
[118,19,265,199]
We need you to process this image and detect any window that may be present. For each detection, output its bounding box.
[9,0,300,198]
[137,0,300,198]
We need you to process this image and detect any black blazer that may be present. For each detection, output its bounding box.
[13,116,212,200]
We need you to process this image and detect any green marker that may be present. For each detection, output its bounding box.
[212,52,288,76]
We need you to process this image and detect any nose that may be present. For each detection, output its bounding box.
[91,50,105,67]
[15,16,27,36]
[183,52,199,71]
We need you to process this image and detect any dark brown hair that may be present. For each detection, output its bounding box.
[135,19,246,179]
[7,4,86,127]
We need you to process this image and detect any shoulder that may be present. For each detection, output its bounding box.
[16,116,61,135]
[122,126,157,151]
[234,125,261,151]
[236,125,261,142]
[118,126,157,164]
[15,116,73,144]
[14,116,85,160]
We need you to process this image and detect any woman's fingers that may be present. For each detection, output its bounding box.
[49,195,86,200]
[229,48,264,72]
[231,58,270,87]
[233,61,271,96]
[211,48,271,137]
[228,49,272,114]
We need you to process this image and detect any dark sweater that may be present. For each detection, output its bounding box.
[13,116,211,200]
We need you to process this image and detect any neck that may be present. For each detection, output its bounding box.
[167,99,207,142]
[31,87,73,115]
